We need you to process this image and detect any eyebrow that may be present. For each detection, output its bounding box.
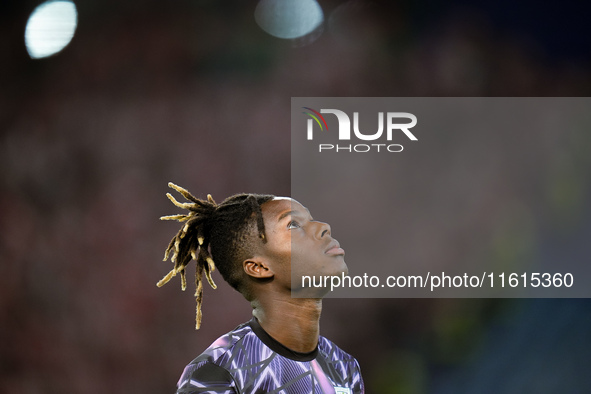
[277,210,313,222]
[277,210,296,222]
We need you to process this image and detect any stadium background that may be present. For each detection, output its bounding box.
[1,0,590,392]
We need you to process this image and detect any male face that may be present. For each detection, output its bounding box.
[257,198,348,295]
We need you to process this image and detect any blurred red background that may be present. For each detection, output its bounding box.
[1,1,590,392]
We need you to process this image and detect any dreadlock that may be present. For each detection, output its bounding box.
[157,182,275,329]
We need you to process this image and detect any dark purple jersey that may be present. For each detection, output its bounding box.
[175,318,364,394]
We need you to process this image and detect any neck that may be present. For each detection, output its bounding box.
[251,296,322,353]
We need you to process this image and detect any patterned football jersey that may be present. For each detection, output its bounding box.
[175,318,364,393]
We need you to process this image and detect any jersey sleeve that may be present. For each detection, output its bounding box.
[175,361,238,394]
[354,358,365,394]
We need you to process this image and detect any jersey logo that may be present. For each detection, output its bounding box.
[335,388,351,394]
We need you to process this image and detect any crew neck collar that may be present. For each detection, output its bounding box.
[249,317,319,362]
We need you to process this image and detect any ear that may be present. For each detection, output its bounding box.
[243,257,274,279]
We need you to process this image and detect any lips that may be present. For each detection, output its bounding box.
[325,240,345,256]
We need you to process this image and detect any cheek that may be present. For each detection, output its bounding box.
[286,241,306,267]
[290,245,323,274]
[264,230,291,262]
[272,232,291,256]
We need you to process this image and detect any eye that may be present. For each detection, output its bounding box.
[287,220,300,229]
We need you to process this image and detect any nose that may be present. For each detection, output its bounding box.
[317,221,331,238]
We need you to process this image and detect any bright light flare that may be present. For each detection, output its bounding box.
[255,0,324,40]
[25,0,78,59]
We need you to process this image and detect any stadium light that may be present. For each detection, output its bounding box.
[25,0,78,59]
[254,0,324,40]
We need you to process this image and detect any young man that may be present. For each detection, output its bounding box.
[157,183,364,393]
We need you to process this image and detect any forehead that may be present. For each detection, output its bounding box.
[260,198,310,221]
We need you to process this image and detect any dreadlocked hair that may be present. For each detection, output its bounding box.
[158,182,275,329]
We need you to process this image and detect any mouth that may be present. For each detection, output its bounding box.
[325,240,345,256]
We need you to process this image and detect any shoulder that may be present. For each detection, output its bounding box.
[317,336,365,392]
[176,362,236,394]
[317,335,359,364]
[176,322,256,393]
[196,321,255,365]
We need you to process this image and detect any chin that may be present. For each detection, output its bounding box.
[333,257,348,276]
[318,257,348,278]
[292,286,331,299]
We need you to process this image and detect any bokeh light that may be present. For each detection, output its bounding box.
[25,0,78,59]
[254,0,324,40]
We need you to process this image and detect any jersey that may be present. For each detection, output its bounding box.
[175,318,364,394]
